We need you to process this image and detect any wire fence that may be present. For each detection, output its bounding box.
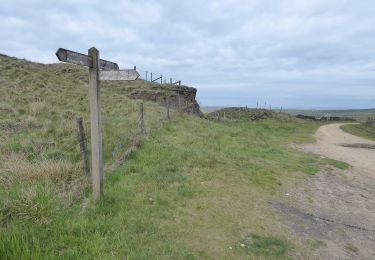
[0,100,178,184]
[136,67,182,86]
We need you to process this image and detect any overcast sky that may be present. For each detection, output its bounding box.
[1,0,375,108]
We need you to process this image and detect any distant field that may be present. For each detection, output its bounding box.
[200,106,225,114]
[202,107,375,121]
[286,108,375,121]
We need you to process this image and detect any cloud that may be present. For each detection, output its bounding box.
[0,0,374,108]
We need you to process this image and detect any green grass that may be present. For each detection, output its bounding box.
[1,115,346,259]
[341,123,375,141]
[0,54,349,259]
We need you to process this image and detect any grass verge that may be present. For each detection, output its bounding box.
[341,123,375,141]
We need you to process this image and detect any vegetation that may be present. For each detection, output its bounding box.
[206,107,292,121]
[0,54,349,258]
[286,108,375,122]
[341,122,375,141]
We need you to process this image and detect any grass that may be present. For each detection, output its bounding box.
[341,123,375,141]
[0,114,346,259]
[0,53,349,259]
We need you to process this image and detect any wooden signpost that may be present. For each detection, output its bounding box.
[56,47,139,201]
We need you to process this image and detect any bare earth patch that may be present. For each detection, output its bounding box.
[272,123,375,259]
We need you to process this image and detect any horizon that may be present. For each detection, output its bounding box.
[1,0,374,109]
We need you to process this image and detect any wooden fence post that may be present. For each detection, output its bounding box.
[146,71,148,81]
[151,72,153,82]
[139,102,145,135]
[76,117,90,177]
[88,47,103,201]
[170,78,172,84]
[166,97,170,120]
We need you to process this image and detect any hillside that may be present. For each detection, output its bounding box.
[0,53,200,173]
[0,54,349,259]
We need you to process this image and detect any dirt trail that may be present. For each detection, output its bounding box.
[303,123,375,174]
[273,123,375,259]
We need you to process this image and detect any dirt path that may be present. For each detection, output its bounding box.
[273,123,375,259]
[302,123,375,174]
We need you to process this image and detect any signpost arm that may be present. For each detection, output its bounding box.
[88,47,103,200]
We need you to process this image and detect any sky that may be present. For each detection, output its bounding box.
[1,0,375,109]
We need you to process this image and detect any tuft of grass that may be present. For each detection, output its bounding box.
[0,181,62,225]
[3,154,80,184]
[242,234,293,259]
[345,243,359,253]
[28,100,46,116]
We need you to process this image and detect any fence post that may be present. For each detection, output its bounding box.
[166,97,170,120]
[88,47,103,201]
[76,117,90,177]
[170,78,172,84]
[139,102,145,135]
[161,74,163,84]
[146,71,148,81]
[151,72,153,82]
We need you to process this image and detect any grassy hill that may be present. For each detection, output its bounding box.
[0,54,348,259]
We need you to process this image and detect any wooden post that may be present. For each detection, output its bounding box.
[151,72,153,82]
[161,74,163,84]
[146,71,148,81]
[88,47,103,201]
[76,117,90,177]
[166,97,170,120]
[139,102,145,135]
[170,78,172,84]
